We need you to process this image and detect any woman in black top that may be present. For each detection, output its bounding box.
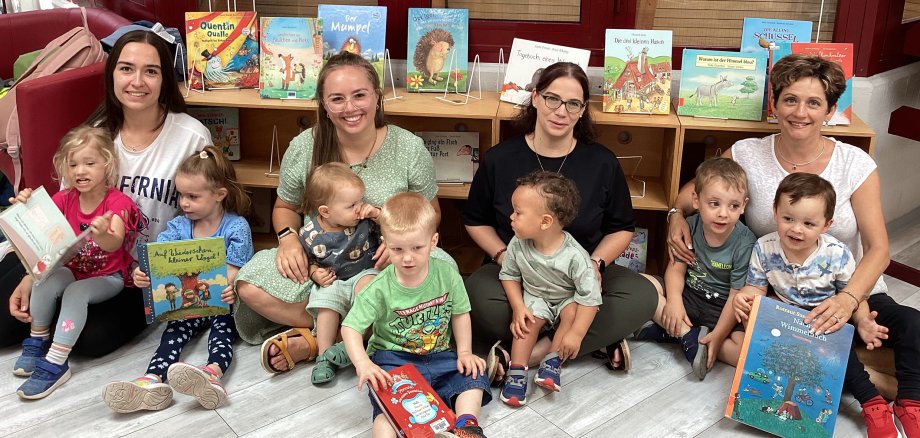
[464,62,660,372]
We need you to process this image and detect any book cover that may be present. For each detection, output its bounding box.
[676,49,768,121]
[368,364,456,437]
[136,237,230,324]
[740,18,813,121]
[614,227,648,273]
[501,38,591,105]
[186,11,260,90]
[726,295,852,437]
[790,42,854,125]
[415,131,479,183]
[187,107,241,160]
[603,29,672,114]
[318,4,387,81]
[406,8,469,93]
[259,17,323,99]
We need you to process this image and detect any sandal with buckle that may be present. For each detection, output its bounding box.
[486,340,510,386]
[260,327,317,374]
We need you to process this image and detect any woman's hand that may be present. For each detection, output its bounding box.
[662,300,692,338]
[275,236,309,283]
[132,266,151,288]
[805,294,855,335]
[8,188,33,205]
[9,277,33,323]
[510,308,536,339]
[372,241,391,270]
[667,213,695,264]
[857,311,888,350]
[220,285,236,305]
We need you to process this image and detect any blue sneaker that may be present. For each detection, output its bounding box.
[634,321,679,344]
[17,358,71,399]
[13,337,51,377]
[534,353,562,392]
[500,367,528,407]
[681,326,710,381]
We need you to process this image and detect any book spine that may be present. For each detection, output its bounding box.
[725,294,763,418]
[135,242,155,324]
[368,384,407,438]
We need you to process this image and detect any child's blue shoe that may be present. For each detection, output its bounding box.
[500,366,528,407]
[13,337,51,377]
[634,321,679,343]
[681,326,710,381]
[16,358,71,399]
[534,353,562,392]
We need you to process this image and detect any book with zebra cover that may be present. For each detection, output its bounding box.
[676,49,768,121]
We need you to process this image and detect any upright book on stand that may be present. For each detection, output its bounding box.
[406,8,469,93]
[603,29,672,114]
[318,4,387,79]
[185,11,260,90]
[415,131,479,183]
[500,38,590,105]
[613,227,648,273]
[677,49,768,121]
[136,237,230,324]
[259,17,323,99]
[740,18,812,122]
[726,295,852,438]
[368,364,456,437]
[791,42,853,125]
[187,107,240,160]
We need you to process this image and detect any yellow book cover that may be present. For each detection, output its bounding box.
[186,11,260,90]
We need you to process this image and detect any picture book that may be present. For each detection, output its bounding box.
[136,237,230,324]
[676,49,768,121]
[368,364,456,437]
[0,187,90,285]
[318,4,387,81]
[187,107,240,160]
[726,295,853,437]
[613,227,648,273]
[501,38,591,105]
[415,131,479,183]
[603,29,672,114]
[186,11,260,90]
[259,17,323,99]
[791,42,854,125]
[740,18,812,121]
[406,8,469,93]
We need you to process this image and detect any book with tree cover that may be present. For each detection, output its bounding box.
[368,363,456,437]
[677,49,768,121]
[726,295,852,437]
[603,29,672,114]
[259,17,323,99]
[185,11,260,90]
[136,237,230,324]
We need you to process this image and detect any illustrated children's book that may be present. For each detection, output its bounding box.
[740,18,812,121]
[406,8,469,93]
[136,237,230,324]
[368,364,456,438]
[501,38,591,105]
[603,29,672,114]
[791,42,854,125]
[318,4,387,80]
[613,227,648,273]
[676,49,768,121]
[185,11,260,90]
[726,295,852,438]
[187,107,241,160]
[259,17,323,99]
[0,187,91,285]
[415,131,479,183]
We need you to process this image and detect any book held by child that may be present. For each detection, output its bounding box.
[368,363,456,438]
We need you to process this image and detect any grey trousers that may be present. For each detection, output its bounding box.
[30,268,123,346]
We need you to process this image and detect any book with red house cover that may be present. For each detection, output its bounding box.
[603,29,672,114]
[368,364,456,437]
[791,42,854,125]
[186,11,260,90]
[725,295,852,437]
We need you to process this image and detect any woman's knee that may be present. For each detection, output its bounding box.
[236,281,267,306]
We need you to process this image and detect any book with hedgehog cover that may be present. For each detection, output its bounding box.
[406,8,468,93]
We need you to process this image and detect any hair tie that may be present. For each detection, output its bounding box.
[149,23,175,44]
[199,150,209,159]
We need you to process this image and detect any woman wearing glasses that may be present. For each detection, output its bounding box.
[234,52,452,373]
[464,62,659,377]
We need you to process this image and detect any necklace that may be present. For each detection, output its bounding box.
[351,128,380,174]
[776,135,827,170]
[533,134,575,174]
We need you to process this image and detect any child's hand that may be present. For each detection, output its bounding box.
[699,331,726,370]
[372,241,391,270]
[89,211,114,236]
[510,308,536,339]
[133,266,151,288]
[354,359,392,392]
[221,285,236,305]
[358,204,380,220]
[662,300,692,338]
[9,277,34,323]
[733,292,756,323]
[456,351,486,378]
[9,187,33,205]
[558,332,583,360]
[311,267,336,287]
[857,311,889,350]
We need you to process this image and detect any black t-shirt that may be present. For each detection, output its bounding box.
[463,136,635,254]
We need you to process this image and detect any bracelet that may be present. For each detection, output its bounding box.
[839,290,861,311]
[492,247,507,262]
[666,207,681,223]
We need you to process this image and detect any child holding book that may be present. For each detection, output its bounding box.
[635,158,757,380]
[11,126,141,399]
[297,162,381,385]
[342,192,491,438]
[102,146,253,413]
[497,171,602,407]
[733,173,895,438]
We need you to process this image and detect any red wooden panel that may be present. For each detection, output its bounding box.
[888,106,920,143]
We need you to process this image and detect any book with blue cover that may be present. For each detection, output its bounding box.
[259,17,323,99]
[318,4,387,80]
[406,8,469,93]
[726,295,852,437]
[740,18,813,121]
[677,49,768,121]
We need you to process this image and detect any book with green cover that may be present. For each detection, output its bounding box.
[677,49,768,121]
[259,17,323,99]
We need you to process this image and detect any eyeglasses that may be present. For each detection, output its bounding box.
[324,92,374,113]
[540,93,586,114]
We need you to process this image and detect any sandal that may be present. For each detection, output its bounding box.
[323,341,352,368]
[486,340,510,386]
[311,356,336,385]
[594,339,631,372]
[260,327,318,374]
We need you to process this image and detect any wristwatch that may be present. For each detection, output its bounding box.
[592,257,606,273]
[276,226,295,242]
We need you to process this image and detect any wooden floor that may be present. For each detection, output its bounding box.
[3,209,920,437]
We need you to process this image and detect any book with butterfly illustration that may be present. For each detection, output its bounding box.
[187,107,240,160]
[406,8,469,93]
[501,38,590,105]
[185,11,260,90]
[136,237,230,324]
[676,49,768,121]
[318,4,387,80]
[415,131,479,183]
[0,187,91,285]
[368,363,456,437]
[726,295,852,438]
[259,17,323,99]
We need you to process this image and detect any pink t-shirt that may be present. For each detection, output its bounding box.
[52,187,140,282]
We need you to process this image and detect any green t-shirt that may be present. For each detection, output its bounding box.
[342,258,471,355]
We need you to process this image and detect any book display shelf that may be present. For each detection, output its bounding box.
[184,88,875,275]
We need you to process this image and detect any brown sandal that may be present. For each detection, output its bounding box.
[593,339,631,372]
[260,327,317,374]
[486,340,510,386]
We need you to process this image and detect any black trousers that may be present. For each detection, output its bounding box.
[869,293,920,401]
